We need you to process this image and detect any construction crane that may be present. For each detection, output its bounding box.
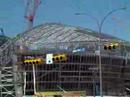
[0,28,5,36]
[24,0,41,30]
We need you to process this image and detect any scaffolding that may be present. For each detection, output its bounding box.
[0,41,19,97]
[17,41,130,97]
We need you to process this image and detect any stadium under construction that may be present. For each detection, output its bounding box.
[1,23,130,97]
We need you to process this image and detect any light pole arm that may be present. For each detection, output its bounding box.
[99,7,127,34]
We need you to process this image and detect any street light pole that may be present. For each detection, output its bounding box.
[98,7,126,97]
[75,7,126,97]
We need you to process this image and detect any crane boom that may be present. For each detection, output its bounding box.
[24,0,41,30]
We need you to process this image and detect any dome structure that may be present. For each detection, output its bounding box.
[15,23,121,50]
[16,23,130,96]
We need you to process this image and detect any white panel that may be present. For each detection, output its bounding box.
[46,54,53,64]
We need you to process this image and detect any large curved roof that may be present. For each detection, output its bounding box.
[15,23,122,50]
